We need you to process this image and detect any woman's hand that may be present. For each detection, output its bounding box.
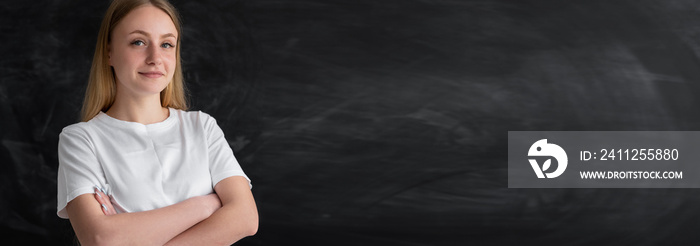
[94,186,116,215]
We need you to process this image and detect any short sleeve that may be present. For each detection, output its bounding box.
[56,126,106,219]
[202,113,252,189]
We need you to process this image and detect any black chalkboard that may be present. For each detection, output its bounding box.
[3,0,700,245]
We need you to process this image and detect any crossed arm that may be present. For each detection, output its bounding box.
[66,176,258,245]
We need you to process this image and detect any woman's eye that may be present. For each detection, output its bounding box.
[161,43,174,48]
[131,40,145,46]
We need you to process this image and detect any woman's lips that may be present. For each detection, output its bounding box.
[139,72,164,78]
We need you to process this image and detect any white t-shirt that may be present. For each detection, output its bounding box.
[56,108,251,219]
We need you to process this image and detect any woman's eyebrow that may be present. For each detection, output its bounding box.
[129,29,176,39]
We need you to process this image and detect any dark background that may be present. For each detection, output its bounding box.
[2,0,700,245]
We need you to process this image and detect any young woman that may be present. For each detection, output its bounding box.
[56,0,258,245]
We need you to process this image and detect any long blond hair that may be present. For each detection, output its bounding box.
[81,0,187,122]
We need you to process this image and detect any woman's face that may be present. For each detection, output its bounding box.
[109,5,177,98]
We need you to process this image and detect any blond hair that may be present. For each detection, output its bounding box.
[81,0,187,122]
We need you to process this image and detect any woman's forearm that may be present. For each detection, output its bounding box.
[67,193,221,246]
[164,202,258,245]
[165,176,258,246]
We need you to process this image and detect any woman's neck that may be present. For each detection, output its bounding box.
[105,93,169,125]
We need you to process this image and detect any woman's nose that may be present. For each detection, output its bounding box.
[145,45,162,65]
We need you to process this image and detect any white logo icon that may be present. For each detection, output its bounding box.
[528,139,568,178]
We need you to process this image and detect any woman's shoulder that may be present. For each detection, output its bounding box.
[58,121,101,146]
[172,108,217,123]
[60,121,95,136]
[60,111,113,135]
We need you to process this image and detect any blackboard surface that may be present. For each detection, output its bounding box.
[3,0,700,245]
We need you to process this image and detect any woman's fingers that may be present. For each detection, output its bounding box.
[93,186,117,215]
[93,187,108,214]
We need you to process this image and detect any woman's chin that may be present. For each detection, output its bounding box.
[134,81,170,95]
[130,86,169,97]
